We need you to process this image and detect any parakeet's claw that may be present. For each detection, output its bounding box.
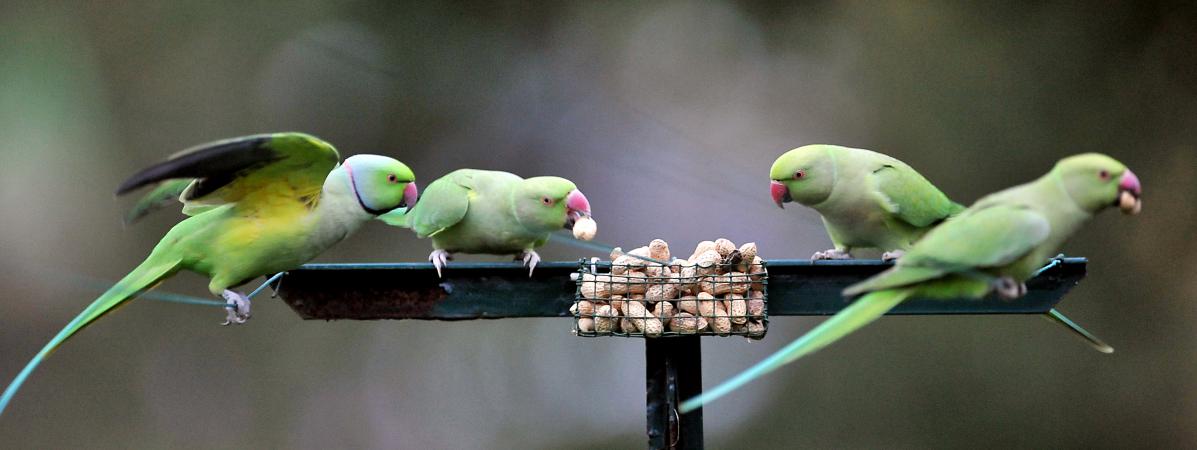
[429,249,452,278]
[519,250,541,277]
[992,277,1027,300]
[811,248,851,260]
[881,250,906,262]
[221,290,251,325]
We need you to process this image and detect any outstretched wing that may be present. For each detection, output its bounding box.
[844,204,1050,296]
[871,163,965,228]
[117,133,339,215]
[407,170,472,238]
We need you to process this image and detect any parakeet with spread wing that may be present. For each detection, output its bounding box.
[770,145,964,260]
[683,153,1142,412]
[0,132,418,415]
[379,169,591,277]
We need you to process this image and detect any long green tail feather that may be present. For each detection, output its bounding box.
[1043,308,1114,353]
[679,289,912,413]
[0,257,180,415]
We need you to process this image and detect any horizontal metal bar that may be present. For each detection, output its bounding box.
[272,258,1086,320]
[274,262,579,320]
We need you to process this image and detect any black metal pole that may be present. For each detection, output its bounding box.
[646,337,704,449]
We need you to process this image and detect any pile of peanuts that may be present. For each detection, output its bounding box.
[572,238,767,338]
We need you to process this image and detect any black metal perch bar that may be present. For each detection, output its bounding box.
[272,257,1087,449]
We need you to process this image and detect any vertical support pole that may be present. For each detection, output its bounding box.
[646,336,703,449]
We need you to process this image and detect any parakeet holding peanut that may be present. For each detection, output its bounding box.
[379,168,594,276]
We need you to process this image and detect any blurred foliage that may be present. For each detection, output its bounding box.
[0,1,1194,448]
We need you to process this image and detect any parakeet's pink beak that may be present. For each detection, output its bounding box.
[564,189,591,229]
[1116,169,1142,215]
[770,180,791,209]
[402,182,419,209]
[1119,170,1140,197]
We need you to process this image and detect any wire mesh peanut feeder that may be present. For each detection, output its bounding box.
[572,239,769,338]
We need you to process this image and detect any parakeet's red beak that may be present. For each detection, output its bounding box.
[770,180,791,209]
[402,182,419,209]
[1119,170,1140,197]
[564,189,591,229]
[1117,169,1142,215]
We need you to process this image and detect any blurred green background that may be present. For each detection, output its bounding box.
[1,1,1194,448]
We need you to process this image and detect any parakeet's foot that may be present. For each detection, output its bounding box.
[221,290,251,325]
[429,249,453,278]
[519,250,541,277]
[992,277,1027,300]
[811,248,851,260]
[881,250,906,262]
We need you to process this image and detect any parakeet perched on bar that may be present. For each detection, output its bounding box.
[0,132,418,415]
[379,168,592,276]
[684,153,1141,412]
[770,145,964,260]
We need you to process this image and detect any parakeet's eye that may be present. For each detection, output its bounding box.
[794,170,806,179]
[386,174,399,183]
[541,196,554,206]
[1098,170,1110,181]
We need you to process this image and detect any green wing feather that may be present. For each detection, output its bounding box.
[0,254,182,415]
[191,133,338,212]
[118,132,339,216]
[680,289,912,413]
[405,170,472,238]
[124,179,193,224]
[844,204,1050,297]
[872,164,965,228]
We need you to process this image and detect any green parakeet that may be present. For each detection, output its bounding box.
[379,168,591,276]
[770,145,965,260]
[0,133,418,415]
[683,153,1142,412]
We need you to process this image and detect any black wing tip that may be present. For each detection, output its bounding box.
[115,180,140,196]
[116,174,158,196]
[114,135,277,196]
[116,172,161,196]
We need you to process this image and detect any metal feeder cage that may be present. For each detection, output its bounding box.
[573,259,769,338]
